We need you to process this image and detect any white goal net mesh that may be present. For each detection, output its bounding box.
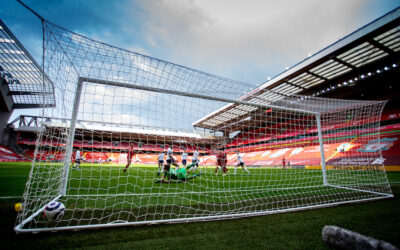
[15,21,392,232]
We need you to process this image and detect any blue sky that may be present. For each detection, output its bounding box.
[1,0,399,121]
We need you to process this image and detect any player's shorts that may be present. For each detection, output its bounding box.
[182,159,187,165]
[217,160,223,166]
[75,158,81,164]
[166,158,175,164]
[237,162,244,167]
[164,164,170,171]
[159,160,164,164]
[192,159,199,165]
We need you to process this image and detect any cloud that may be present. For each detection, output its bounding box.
[135,0,394,84]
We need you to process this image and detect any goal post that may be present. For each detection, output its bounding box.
[14,20,393,233]
[62,78,84,196]
[316,114,328,186]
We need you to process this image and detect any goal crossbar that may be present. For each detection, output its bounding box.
[80,77,320,115]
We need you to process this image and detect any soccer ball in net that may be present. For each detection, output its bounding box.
[43,202,65,222]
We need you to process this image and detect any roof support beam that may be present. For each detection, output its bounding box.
[367,39,395,55]
[306,71,328,81]
[13,104,55,109]
[331,57,356,70]
[8,90,54,95]
[283,81,307,90]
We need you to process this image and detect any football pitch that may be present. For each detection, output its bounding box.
[1,162,400,249]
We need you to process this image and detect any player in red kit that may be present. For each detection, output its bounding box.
[215,150,228,175]
[123,142,137,173]
[282,157,286,170]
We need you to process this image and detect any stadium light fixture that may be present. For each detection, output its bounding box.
[377,69,381,73]
[392,63,397,68]
[384,66,389,71]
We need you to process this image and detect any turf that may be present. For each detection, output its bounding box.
[1,162,399,249]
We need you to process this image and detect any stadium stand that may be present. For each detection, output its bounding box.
[15,122,400,168]
[0,145,28,162]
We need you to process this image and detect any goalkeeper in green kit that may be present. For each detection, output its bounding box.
[156,167,202,183]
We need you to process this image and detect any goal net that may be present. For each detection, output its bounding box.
[15,21,393,232]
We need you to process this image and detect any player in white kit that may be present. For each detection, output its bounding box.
[187,149,200,174]
[181,150,188,168]
[157,151,165,176]
[233,151,250,175]
[72,148,81,170]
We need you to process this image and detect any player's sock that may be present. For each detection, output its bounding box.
[234,167,237,174]
[193,166,198,173]
[244,168,250,174]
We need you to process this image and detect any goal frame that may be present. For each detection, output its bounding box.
[14,77,393,233]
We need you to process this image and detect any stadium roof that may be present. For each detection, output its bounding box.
[0,18,55,109]
[7,115,222,144]
[193,7,400,132]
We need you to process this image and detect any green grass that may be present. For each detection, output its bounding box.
[1,162,399,249]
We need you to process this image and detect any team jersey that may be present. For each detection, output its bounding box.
[166,147,173,160]
[75,150,80,160]
[217,151,226,160]
[182,152,188,160]
[128,146,135,156]
[237,153,244,163]
[193,150,199,160]
[158,153,165,161]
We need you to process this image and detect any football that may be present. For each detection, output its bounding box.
[43,201,65,222]
[14,202,23,212]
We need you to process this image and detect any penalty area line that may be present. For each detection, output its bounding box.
[0,195,22,199]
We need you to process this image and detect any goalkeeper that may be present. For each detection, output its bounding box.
[156,168,202,183]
